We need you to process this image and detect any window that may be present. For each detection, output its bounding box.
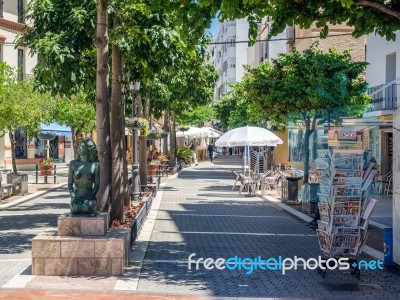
[17,49,25,80]
[0,44,3,62]
[14,129,27,159]
[229,58,235,68]
[0,1,4,18]
[18,0,24,23]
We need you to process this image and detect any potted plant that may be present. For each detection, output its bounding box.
[125,117,149,136]
[147,160,160,176]
[39,158,54,176]
[157,154,169,162]
[146,131,168,140]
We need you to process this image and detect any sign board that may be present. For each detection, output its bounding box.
[328,129,363,148]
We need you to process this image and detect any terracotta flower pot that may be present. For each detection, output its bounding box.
[40,165,53,176]
[147,164,159,176]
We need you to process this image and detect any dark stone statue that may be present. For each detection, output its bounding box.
[68,139,100,214]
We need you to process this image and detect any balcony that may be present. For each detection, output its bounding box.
[365,83,398,116]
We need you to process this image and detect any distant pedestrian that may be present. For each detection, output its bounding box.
[207,144,214,162]
[229,147,233,155]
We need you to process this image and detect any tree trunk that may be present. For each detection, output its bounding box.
[169,113,177,167]
[122,142,130,206]
[110,35,125,222]
[9,131,17,174]
[139,97,150,186]
[303,115,317,184]
[71,127,82,159]
[95,0,111,213]
[163,110,169,155]
[303,118,311,184]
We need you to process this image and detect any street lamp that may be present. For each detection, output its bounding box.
[130,80,141,201]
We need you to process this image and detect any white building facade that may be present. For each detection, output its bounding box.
[0,1,73,169]
[365,31,400,266]
[247,17,289,68]
[208,19,249,102]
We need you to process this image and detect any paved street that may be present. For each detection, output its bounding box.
[0,155,399,299]
[0,186,70,287]
[136,156,400,298]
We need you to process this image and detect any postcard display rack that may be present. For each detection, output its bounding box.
[315,149,377,277]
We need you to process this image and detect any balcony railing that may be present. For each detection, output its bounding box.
[366,83,398,112]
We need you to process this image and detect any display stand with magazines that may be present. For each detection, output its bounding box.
[315,149,377,279]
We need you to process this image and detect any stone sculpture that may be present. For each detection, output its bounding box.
[68,139,100,214]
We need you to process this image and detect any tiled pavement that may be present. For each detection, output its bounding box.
[0,156,399,299]
[0,186,70,287]
[136,156,400,299]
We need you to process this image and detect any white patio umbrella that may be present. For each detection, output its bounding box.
[176,127,208,138]
[215,126,283,175]
[215,125,282,147]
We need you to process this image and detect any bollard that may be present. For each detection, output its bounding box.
[35,164,38,184]
[384,227,395,266]
[53,165,57,184]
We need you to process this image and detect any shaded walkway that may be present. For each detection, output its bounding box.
[136,157,400,299]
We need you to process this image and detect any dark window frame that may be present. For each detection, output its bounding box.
[17,48,25,80]
[18,0,24,23]
[0,0,4,18]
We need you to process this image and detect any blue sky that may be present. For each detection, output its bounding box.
[207,18,219,37]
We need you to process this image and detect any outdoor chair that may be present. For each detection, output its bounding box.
[261,172,282,196]
[232,170,240,190]
[238,173,255,195]
[376,171,393,195]
[383,172,393,195]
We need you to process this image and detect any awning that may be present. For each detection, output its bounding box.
[40,123,72,137]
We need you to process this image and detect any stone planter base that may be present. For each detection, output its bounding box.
[32,213,129,276]
[32,229,129,276]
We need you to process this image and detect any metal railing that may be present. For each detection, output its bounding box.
[366,83,398,112]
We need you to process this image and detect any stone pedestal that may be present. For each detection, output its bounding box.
[58,213,108,236]
[32,213,130,276]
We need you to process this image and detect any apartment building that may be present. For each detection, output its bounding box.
[208,19,249,102]
[247,16,288,68]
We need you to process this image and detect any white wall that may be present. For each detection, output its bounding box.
[235,18,249,81]
[366,32,400,87]
[1,0,37,74]
[367,31,400,265]
[269,29,288,61]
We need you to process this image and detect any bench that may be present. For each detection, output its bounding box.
[2,183,17,199]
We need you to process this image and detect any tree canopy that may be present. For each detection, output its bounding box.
[0,62,54,173]
[223,47,370,182]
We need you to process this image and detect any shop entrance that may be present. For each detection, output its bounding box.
[49,136,65,163]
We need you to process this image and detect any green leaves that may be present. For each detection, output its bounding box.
[216,47,370,129]
[0,62,54,139]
